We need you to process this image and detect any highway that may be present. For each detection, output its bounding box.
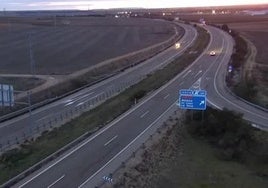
[0,23,197,148]
[201,26,268,129]
[8,24,268,188]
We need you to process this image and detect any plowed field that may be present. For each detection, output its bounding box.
[0,17,175,74]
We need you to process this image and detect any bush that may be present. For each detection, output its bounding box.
[221,24,229,32]
[186,107,255,161]
[131,90,146,102]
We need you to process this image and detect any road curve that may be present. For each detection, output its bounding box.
[11,24,219,188]
[9,23,268,188]
[0,23,197,149]
[202,25,268,130]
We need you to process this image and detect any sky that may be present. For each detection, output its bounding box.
[1,0,268,10]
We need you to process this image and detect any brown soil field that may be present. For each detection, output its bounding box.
[229,21,268,64]
[178,14,268,66]
[229,20,268,107]
[179,14,268,24]
[0,17,175,75]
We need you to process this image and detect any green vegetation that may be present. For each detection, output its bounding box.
[0,77,45,91]
[114,107,268,188]
[0,26,209,185]
[186,107,268,168]
[222,24,247,69]
[155,109,268,188]
[223,25,258,103]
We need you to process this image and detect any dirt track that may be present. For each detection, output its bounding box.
[0,17,175,75]
[229,21,268,107]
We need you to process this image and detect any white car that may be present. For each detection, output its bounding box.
[209,51,216,56]
[175,42,181,49]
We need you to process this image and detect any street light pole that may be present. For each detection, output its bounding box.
[27,91,33,134]
[28,32,36,77]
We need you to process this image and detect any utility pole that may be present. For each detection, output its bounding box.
[8,18,11,32]
[54,15,57,28]
[28,32,36,77]
[27,91,33,134]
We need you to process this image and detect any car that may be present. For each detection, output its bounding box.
[209,51,216,56]
[175,42,181,49]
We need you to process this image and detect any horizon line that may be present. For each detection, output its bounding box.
[2,3,268,12]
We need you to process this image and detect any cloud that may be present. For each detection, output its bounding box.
[3,0,102,10]
[0,0,141,10]
[1,0,268,10]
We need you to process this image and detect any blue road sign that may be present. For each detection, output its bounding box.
[0,84,14,107]
[180,89,206,96]
[178,89,207,110]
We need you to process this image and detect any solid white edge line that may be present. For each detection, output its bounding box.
[67,92,94,104]
[47,174,65,188]
[16,24,201,188]
[0,24,196,130]
[212,29,268,121]
[207,99,222,110]
[75,102,85,107]
[104,135,118,146]
[78,102,177,188]
[78,26,212,188]
[64,102,74,107]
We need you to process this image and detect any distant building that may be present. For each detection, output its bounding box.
[242,10,268,16]
[199,18,206,25]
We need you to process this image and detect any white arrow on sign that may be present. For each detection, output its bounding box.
[199,100,205,105]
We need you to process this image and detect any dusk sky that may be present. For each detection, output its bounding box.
[1,0,268,10]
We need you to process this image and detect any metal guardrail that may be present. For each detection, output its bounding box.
[0,75,146,154]
[0,73,117,123]
[1,128,98,188]
[0,24,182,124]
[0,23,189,187]
[212,24,268,115]
[224,82,268,113]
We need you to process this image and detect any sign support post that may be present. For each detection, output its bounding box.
[178,89,207,122]
[27,91,33,134]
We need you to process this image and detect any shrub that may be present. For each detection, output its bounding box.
[186,107,255,161]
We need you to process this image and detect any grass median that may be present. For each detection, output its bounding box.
[0,26,210,185]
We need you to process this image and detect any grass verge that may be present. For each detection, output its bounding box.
[160,113,268,188]
[222,25,261,107]
[113,108,268,188]
[0,77,45,91]
[0,26,209,185]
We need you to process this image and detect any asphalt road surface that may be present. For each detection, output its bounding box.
[201,26,268,130]
[0,24,197,149]
[9,24,268,188]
